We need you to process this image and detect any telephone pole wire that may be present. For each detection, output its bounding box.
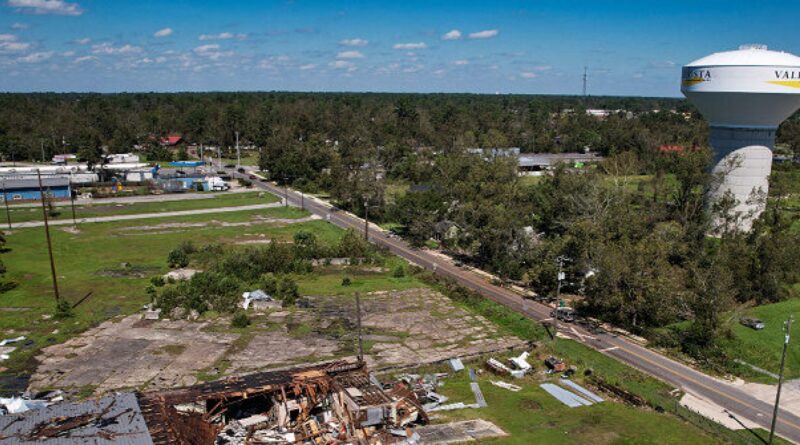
[37,169,60,302]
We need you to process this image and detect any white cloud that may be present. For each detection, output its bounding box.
[393,42,426,50]
[433,69,446,77]
[649,60,675,69]
[8,0,83,16]
[193,44,233,60]
[339,38,367,47]
[453,59,469,65]
[0,34,17,42]
[329,60,355,71]
[17,51,53,63]
[61,50,74,56]
[299,63,316,71]
[154,27,173,38]
[92,43,143,55]
[468,29,498,39]
[337,50,364,59]
[74,55,97,63]
[0,41,30,52]
[11,23,29,30]
[74,37,90,45]
[442,29,461,40]
[198,32,245,41]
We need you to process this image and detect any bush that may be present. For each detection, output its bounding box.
[341,276,352,287]
[167,249,189,268]
[231,311,251,328]
[392,265,406,278]
[276,276,299,306]
[237,178,253,187]
[150,276,165,287]
[54,299,73,319]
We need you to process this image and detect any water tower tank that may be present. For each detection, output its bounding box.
[681,45,800,231]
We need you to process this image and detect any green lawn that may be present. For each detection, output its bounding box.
[0,204,338,375]
[429,361,721,445]
[4,191,278,224]
[717,297,800,382]
[220,153,259,166]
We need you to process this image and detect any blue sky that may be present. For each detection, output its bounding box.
[0,0,799,96]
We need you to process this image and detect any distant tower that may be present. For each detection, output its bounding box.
[582,66,588,97]
[681,45,800,231]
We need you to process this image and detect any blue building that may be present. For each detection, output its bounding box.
[0,177,71,202]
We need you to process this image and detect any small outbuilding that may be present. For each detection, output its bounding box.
[0,177,71,202]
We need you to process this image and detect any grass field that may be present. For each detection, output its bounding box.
[0,204,337,375]
[428,360,722,445]
[717,297,800,382]
[4,191,278,224]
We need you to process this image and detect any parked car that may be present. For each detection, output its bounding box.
[740,317,765,330]
[237,167,246,173]
[248,174,257,180]
[551,307,576,323]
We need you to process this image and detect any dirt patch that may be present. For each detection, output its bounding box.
[519,398,542,411]
[95,265,160,278]
[118,215,321,235]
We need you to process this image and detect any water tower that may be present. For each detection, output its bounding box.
[681,45,800,231]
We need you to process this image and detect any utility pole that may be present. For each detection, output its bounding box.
[235,131,240,169]
[36,170,60,302]
[69,188,77,227]
[355,291,364,362]
[2,180,10,230]
[553,255,567,344]
[363,200,369,241]
[582,66,588,97]
[41,140,45,163]
[284,177,289,207]
[769,315,794,445]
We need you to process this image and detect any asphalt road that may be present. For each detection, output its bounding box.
[235,170,800,444]
[13,203,281,228]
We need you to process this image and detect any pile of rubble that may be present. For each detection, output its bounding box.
[137,360,429,444]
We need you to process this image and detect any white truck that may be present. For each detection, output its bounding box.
[207,176,230,191]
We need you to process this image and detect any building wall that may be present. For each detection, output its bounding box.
[1,186,71,202]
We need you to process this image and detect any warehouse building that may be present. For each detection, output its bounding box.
[0,177,71,202]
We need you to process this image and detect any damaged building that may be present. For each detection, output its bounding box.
[0,360,427,445]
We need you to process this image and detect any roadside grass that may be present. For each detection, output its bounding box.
[220,153,259,166]
[4,191,278,224]
[0,204,337,377]
[716,297,800,382]
[296,257,422,297]
[426,361,721,445]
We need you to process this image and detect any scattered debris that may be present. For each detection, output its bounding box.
[490,381,522,392]
[540,383,593,408]
[163,268,199,281]
[486,358,525,378]
[559,378,604,403]
[143,303,162,320]
[470,382,488,408]
[137,360,429,444]
[0,392,152,443]
[544,356,566,373]
[449,358,464,372]
[241,289,281,310]
[0,336,25,346]
[427,402,480,412]
[509,351,532,372]
[414,419,507,444]
[590,376,646,406]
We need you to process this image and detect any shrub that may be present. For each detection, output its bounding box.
[231,311,251,328]
[54,299,73,319]
[167,249,189,268]
[276,276,299,306]
[392,265,406,278]
[150,276,165,287]
[341,276,352,287]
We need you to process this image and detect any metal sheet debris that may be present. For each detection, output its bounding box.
[470,383,488,408]
[560,378,604,403]
[540,383,593,408]
[490,381,522,392]
[449,358,465,372]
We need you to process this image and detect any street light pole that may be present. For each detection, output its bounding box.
[69,188,77,227]
[235,131,240,169]
[769,315,794,445]
[36,169,60,302]
[553,255,567,345]
[355,291,364,362]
